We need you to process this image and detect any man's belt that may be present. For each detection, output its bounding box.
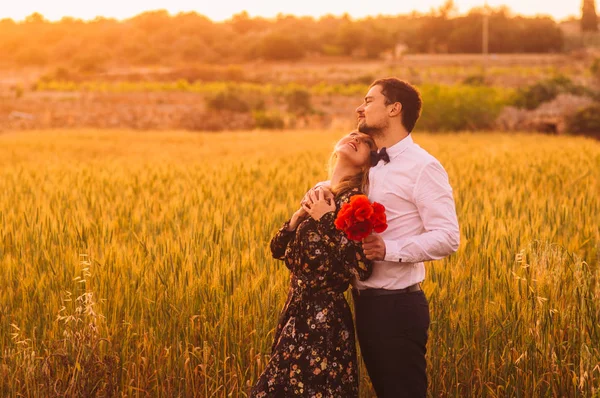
[353,283,421,297]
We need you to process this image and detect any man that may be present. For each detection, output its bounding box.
[306,78,460,397]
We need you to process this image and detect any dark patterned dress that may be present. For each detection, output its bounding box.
[251,188,373,398]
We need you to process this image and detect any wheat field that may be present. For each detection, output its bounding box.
[1,129,599,397]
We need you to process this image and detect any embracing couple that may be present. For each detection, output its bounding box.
[251,78,460,397]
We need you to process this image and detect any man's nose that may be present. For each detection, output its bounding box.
[356,104,364,113]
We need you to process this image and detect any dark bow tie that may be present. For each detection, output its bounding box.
[370,147,390,166]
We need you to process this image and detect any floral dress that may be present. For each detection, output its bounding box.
[251,188,373,398]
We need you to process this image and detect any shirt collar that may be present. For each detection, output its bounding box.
[384,134,413,161]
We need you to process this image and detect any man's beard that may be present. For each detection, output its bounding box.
[358,120,385,138]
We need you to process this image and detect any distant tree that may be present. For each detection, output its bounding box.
[230,11,252,34]
[129,10,171,33]
[258,34,304,60]
[16,46,48,65]
[336,23,364,56]
[446,12,484,52]
[408,5,564,54]
[488,8,520,53]
[411,0,457,53]
[0,8,570,67]
[521,17,564,52]
[581,0,598,32]
[0,18,16,27]
[24,12,47,24]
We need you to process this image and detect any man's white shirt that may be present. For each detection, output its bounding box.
[354,134,460,290]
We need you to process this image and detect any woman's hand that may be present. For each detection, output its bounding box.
[295,206,308,219]
[302,189,336,221]
[301,185,333,209]
[286,207,308,231]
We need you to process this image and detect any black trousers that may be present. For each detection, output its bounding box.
[353,290,430,398]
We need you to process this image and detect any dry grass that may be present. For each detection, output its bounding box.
[0,129,599,397]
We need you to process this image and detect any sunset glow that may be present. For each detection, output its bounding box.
[0,0,581,22]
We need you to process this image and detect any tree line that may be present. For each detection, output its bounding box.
[0,5,570,69]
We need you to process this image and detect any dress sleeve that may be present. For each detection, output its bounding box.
[313,192,373,281]
[269,220,296,261]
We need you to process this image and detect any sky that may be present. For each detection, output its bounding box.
[0,0,581,22]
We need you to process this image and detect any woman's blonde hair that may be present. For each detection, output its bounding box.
[328,132,377,198]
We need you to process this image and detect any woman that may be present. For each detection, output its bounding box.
[251,131,379,397]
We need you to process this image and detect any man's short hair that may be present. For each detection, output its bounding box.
[370,78,422,133]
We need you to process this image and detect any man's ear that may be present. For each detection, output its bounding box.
[389,102,402,117]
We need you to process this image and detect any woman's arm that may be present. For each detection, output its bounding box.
[314,209,373,281]
[304,190,373,280]
[269,208,307,260]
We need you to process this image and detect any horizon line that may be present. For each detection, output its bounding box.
[0,8,581,24]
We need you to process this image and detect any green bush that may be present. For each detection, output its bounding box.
[566,104,600,137]
[175,65,246,82]
[416,84,511,131]
[321,44,344,56]
[462,74,488,86]
[258,35,304,61]
[591,58,600,81]
[206,90,250,112]
[512,75,589,110]
[13,85,24,99]
[285,88,312,115]
[347,74,375,85]
[205,88,266,113]
[252,110,285,129]
[38,67,73,84]
[224,66,245,82]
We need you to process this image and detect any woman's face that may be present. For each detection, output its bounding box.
[334,131,377,168]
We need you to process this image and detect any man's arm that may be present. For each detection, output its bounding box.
[384,160,460,263]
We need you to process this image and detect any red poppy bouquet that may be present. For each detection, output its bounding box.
[334,194,388,241]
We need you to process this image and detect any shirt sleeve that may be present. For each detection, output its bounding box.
[383,160,460,263]
[314,180,330,189]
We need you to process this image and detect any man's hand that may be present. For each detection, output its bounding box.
[362,234,386,261]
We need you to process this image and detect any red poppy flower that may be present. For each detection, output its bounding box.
[372,217,388,233]
[372,202,385,215]
[354,203,374,222]
[346,221,373,241]
[334,194,388,241]
[370,202,388,233]
[334,206,354,230]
